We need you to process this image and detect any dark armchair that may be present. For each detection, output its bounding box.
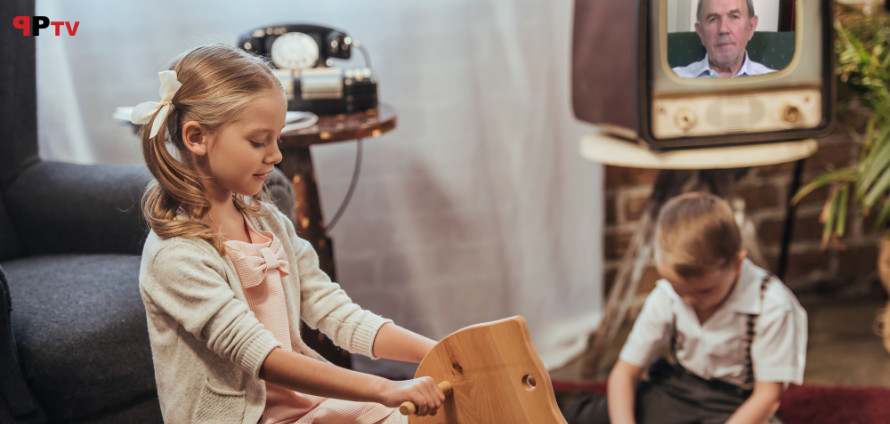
[1,1,159,419]
[0,0,296,422]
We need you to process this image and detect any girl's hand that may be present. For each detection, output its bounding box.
[379,376,445,416]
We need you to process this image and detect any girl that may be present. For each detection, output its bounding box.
[133,44,444,423]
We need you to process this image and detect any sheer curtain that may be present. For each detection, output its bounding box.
[37,0,604,373]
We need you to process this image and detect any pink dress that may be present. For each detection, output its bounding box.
[224,224,395,424]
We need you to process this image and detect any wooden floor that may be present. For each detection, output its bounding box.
[551,297,890,388]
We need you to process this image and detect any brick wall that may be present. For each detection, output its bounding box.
[603,125,886,305]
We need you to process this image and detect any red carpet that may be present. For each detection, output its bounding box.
[552,380,890,424]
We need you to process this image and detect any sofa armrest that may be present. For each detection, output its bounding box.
[0,265,45,423]
[4,161,151,256]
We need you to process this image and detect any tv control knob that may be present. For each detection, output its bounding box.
[674,108,697,131]
[782,104,801,123]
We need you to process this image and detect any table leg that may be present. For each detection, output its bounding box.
[279,146,337,279]
[777,159,805,281]
[278,146,352,369]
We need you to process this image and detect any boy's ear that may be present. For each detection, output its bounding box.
[182,121,208,156]
[735,250,747,271]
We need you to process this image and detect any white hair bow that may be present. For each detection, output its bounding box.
[130,70,182,139]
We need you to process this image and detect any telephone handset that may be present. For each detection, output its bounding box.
[238,24,352,71]
[238,24,377,115]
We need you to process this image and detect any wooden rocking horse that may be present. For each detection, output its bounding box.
[399,316,568,424]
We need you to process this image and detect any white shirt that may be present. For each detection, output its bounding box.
[672,52,776,78]
[619,259,807,388]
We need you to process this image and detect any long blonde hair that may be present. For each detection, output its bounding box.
[655,192,742,278]
[139,44,282,254]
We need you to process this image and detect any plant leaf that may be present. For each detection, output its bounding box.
[875,198,890,231]
[859,128,890,191]
[836,185,849,238]
[792,169,857,205]
[863,163,890,210]
[823,187,841,246]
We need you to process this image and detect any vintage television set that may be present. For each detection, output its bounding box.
[571,0,835,150]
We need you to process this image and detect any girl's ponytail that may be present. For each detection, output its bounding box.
[134,44,281,254]
[140,105,221,253]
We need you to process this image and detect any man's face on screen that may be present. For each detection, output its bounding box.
[695,0,758,73]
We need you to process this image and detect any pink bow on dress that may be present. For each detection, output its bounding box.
[229,237,290,289]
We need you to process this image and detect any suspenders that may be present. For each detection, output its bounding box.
[670,273,773,389]
[744,273,772,387]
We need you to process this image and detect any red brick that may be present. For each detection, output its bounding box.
[837,104,871,134]
[737,183,781,211]
[606,166,659,187]
[602,264,659,298]
[765,249,832,279]
[624,192,651,223]
[821,139,856,169]
[862,209,877,231]
[838,244,880,272]
[758,212,828,247]
[605,191,617,226]
[757,161,795,177]
[861,208,890,236]
[604,230,634,261]
[804,139,857,174]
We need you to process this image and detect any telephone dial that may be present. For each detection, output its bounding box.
[238,24,377,115]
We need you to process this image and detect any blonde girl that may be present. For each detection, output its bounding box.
[133,44,444,424]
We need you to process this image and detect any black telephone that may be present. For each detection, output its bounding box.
[238,24,377,115]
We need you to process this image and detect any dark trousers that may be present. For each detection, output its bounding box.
[561,359,783,424]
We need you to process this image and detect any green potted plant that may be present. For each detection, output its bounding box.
[792,0,890,353]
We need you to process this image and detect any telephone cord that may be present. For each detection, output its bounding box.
[326,138,363,231]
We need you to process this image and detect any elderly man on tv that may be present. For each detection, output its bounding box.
[673,0,775,78]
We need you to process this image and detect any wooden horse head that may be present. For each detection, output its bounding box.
[405,316,567,424]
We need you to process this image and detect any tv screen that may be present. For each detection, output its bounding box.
[572,0,835,150]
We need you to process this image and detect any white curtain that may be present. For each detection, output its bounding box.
[37,0,604,374]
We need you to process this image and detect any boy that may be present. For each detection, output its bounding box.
[564,192,807,423]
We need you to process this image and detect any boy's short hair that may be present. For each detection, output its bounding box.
[655,192,742,279]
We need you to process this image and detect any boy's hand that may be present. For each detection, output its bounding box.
[379,376,445,416]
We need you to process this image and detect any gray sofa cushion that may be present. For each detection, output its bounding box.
[2,254,156,422]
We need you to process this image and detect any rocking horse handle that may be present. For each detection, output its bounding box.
[399,381,454,415]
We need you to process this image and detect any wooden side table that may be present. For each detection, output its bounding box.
[579,134,818,377]
[278,104,397,368]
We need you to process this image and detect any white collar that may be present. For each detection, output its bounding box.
[724,259,767,315]
[687,51,758,78]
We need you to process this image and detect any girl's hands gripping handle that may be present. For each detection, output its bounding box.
[398,380,453,416]
[378,376,447,416]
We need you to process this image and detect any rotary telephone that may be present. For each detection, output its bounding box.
[238,24,377,115]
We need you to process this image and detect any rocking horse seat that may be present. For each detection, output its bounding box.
[403,316,567,424]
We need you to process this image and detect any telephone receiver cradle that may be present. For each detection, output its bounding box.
[404,316,568,424]
[238,23,377,115]
[238,23,352,68]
